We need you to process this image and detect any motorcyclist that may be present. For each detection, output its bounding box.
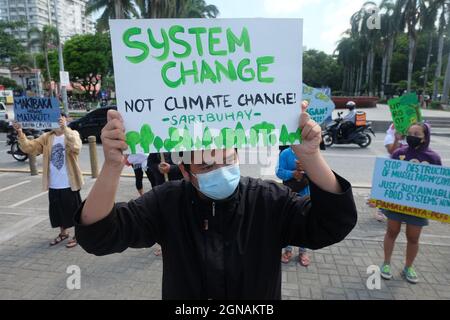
[339,101,357,138]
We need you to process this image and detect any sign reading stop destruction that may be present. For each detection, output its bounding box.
[110,18,303,154]
[371,158,450,223]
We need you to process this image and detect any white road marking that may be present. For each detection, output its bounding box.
[0,216,47,244]
[0,180,31,193]
[8,191,48,208]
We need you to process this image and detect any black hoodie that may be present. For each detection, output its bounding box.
[74,173,357,300]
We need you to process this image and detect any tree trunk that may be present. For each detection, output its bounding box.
[365,51,371,94]
[433,33,444,100]
[357,59,364,96]
[381,43,388,99]
[44,48,53,97]
[386,37,394,85]
[423,35,433,93]
[441,51,450,104]
[368,49,375,96]
[407,34,416,93]
[115,1,124,19]
[342,66,347,94]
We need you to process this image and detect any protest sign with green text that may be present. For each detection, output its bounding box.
[110,18,303,154]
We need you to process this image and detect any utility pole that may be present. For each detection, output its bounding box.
[52,0,69,114]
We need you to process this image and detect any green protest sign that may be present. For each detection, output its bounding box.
[388,93,422,135]
[110,19,303,154]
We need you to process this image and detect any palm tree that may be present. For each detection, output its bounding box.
[86,0,139,32]
[335,34,360,95]
[136,0,218,19]
[394,0,423,93]
[380,0,400,99]
[433,0,449,100]
[28,25,59,96]
[11,53,33,91]
[349,2,380,96]
[419,0,439,94]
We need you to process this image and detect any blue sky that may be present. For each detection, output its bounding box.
[206,0,381,54]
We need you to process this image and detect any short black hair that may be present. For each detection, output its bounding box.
[60,112,68,118]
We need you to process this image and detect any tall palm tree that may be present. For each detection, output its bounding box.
[350,1,380,96]
[28,25,59,96]
[433,0,449,100]
[419,0,439,94]
[394,0,423,93]
[86,0,139,32]
[335,34,360,95]
[136,0,218,19]
[380,0,400,99]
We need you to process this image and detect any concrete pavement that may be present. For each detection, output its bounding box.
[0,169,449,300]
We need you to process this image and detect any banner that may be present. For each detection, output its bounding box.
[110,18,303,154]
[388,93,422,135]
[370,157,450,223]
[14,97,61,129]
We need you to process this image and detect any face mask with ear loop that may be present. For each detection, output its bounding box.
[190,164,241,200]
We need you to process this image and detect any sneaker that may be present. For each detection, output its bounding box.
[380,263,393,280]
[402,266,419,284]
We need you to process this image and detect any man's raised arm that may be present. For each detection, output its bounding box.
[80,110,129,226]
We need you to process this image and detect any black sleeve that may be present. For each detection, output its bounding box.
[280,173,357,250]
[74,190,163,256]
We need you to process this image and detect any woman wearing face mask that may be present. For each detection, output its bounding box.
[380,122,442,284]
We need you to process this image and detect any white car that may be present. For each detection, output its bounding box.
[0,102,9,131]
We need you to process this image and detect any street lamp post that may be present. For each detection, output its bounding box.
[52,0,69,114]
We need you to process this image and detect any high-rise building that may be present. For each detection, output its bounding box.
[0,0,95,51]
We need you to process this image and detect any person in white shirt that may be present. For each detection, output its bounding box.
[384,123,407,155]
[14,113,83,248]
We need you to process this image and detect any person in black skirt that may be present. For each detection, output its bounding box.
[14,113,84,248]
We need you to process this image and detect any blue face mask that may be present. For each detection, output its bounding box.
[192,164,241,200]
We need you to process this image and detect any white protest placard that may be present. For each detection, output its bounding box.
[110,18,303,154]
[370,157,450,224]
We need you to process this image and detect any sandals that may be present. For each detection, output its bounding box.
[66,237,78,249]
[49,233,69,246]
[281,251,293,264]
[298,252,311,267]
[154,247,162,256]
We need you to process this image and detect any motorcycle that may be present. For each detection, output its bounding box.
[322,112,375,148]
[5,124,43,162]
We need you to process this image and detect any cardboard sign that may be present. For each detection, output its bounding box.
[110,18,303,154]
[370,157,450,223]
[14,97,61,129]
[303,83,335,124]
[388,94,422,135]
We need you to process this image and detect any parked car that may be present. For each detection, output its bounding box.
[0,102,9,132]
[68,106,117,142]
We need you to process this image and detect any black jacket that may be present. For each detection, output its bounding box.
[75,173,357,300]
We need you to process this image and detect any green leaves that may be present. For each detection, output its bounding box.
[140,124,155,153]
[126,121,301,153]
[126,131,141,154]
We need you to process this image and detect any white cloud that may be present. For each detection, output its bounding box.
[319,0,367,53]
[263,0,321,15]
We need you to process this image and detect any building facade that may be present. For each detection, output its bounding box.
[0,0,95,51]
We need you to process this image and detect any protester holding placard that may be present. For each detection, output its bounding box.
[13,113,84,248]
[276,147,311,267]
[384,124,407,155]
[73,102,358,299]
[370,123,407,221]
[380,122,442,284]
